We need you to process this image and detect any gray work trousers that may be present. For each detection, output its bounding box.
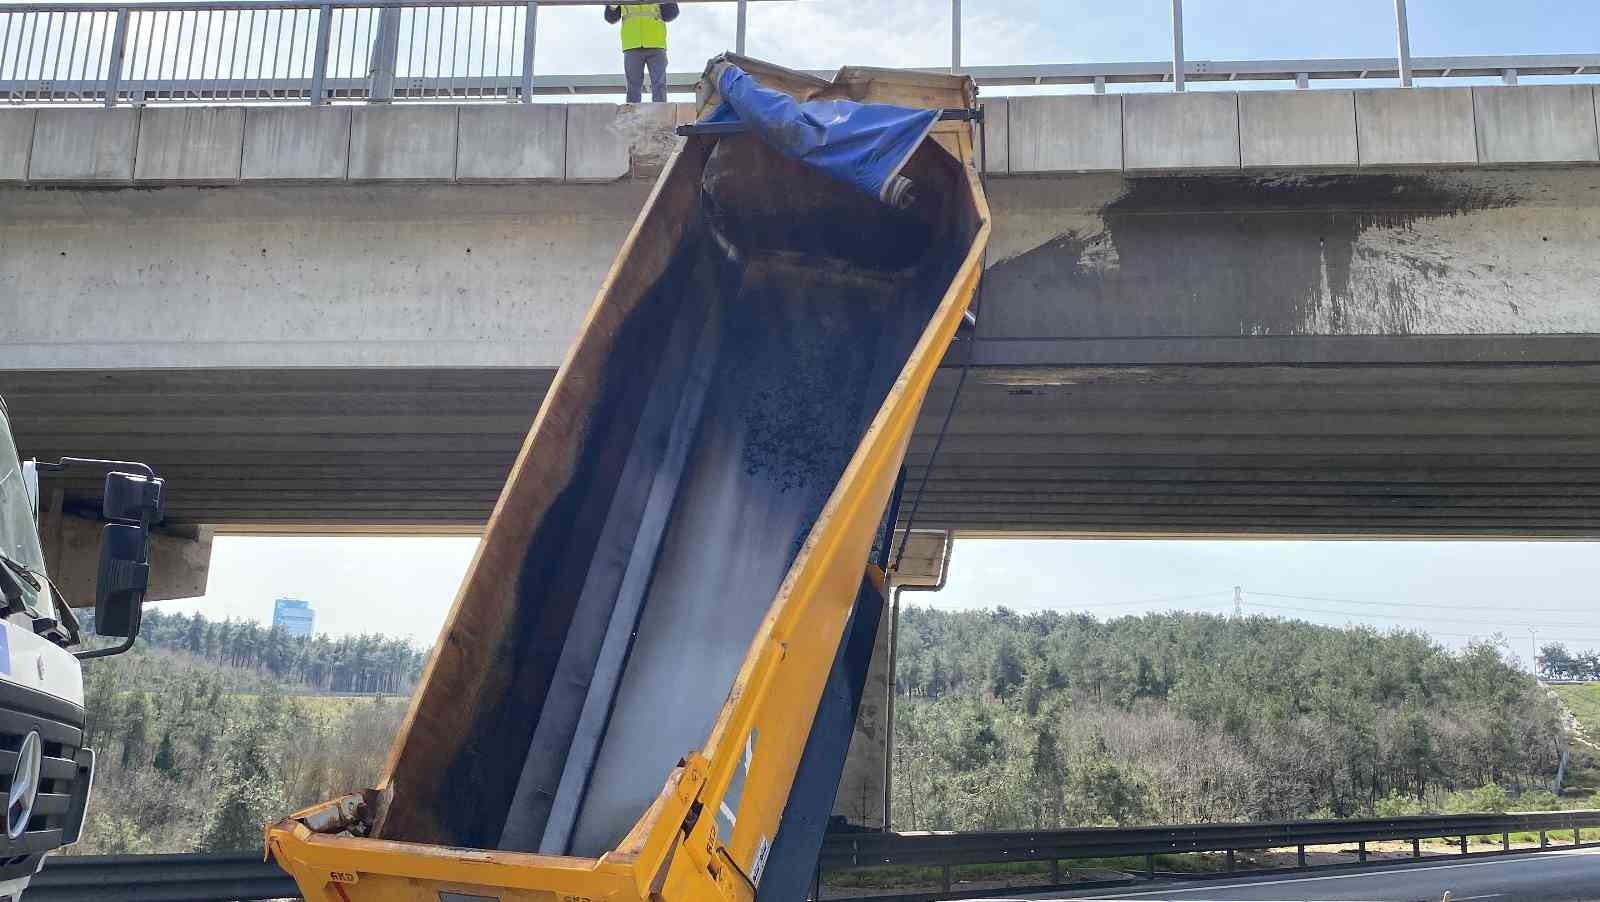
[624,47,668,103]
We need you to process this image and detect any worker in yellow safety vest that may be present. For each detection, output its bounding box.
[603,4,681,103]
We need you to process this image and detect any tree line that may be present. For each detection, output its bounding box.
[72,606,1585,854]
[891,608,1573,833]
[137,609,427,695]
[1538,642,1600,681]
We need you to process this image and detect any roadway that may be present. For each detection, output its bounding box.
[976,848,1600,902]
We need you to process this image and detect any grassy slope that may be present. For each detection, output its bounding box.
[1555,684,1600,728]
[1552,684,1600,794]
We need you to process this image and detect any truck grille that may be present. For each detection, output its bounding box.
[0,679,87,863]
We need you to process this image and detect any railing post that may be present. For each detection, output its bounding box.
[1502,831,1511,852]
[735,0,746,55]
[1049,859,1061,885]
[1412,837,1421,859]
[1357,841,1367,863]
[950,0,960,73]
[309,3,332,105]
[1170,0,1184,91]
[367,4,401,102]
[1296,845,1306,868]
[1145,853,1155,879]
[102,7,130,108]
[520,0,538,102]
[1393,0,1413,86]
[1541,830,1549,848]
[940,864,951,892]
[1459,834,1469,857]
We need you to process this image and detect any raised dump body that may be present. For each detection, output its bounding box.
[268,57,989,902]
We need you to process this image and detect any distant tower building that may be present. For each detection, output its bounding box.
[273,598,316,639]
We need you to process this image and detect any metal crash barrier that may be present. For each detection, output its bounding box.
[28,810,1600,901]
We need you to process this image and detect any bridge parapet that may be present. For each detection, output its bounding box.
[0,84,1595,186]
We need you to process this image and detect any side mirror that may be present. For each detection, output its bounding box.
[103,472,164,524]
[94,472,162,639]
[95,524,147,638]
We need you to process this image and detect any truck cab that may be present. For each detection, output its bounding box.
[0,393,161,899]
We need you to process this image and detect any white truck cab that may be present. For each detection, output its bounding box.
[0,394,162,900]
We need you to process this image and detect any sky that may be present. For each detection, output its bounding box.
[521,0,1600,84]
[147,1,1600,658]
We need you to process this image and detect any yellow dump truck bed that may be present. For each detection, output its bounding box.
[269,57,990,902]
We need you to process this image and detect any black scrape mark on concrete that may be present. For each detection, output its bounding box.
[985,174,1519,338]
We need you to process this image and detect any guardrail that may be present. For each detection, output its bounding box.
[819,810,1600,901]
[29,850,298,901]
[24,811,1600,902]
[0,0,1597,107]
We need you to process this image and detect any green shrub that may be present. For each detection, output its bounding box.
[1375,792,1428,817]
[1444,783,1511,814]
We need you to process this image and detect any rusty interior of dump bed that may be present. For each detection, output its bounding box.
[362,69,981,866]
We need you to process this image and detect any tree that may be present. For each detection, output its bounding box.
[990,635,1025,699]
[194,689,290,852]
[120,692,155,768]
[185,613,204,655]
[1029,725,1064,827]
[153,731,180,781]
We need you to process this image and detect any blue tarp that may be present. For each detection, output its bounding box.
[702,63,940,205]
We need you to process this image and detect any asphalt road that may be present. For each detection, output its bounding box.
[959,848,1600,902]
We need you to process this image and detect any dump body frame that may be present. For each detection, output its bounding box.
[269,58,990,902]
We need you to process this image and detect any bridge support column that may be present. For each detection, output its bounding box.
[830,586,894,829]
[38,493,213,609]
[830,530,952,830]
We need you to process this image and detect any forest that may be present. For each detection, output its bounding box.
[64,608,1588,854]
[69,624,417,854]
[135,609,427,694]
[891,608,1578,832]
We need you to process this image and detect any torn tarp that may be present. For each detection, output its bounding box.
[701,63,940,207]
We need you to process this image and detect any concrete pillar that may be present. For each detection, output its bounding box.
[830,530,952,830]
[831,589,894,829]
[39,502,213,608]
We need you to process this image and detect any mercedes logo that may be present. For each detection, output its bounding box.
[7,731,42,840]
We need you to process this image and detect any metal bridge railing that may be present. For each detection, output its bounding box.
[0,0,774,106]
[0,0,1596,107]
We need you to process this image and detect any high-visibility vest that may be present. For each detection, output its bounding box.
[619,4,667,51]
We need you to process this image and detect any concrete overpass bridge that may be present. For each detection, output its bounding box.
[4,83,1600,543]
[1,4,1598,836]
